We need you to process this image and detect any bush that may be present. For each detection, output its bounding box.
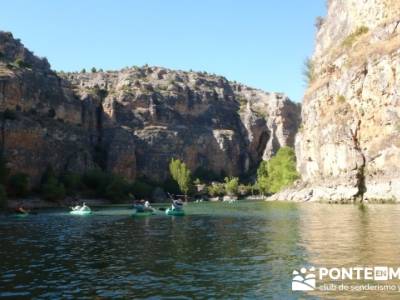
[0,184,7,209]
[105,176,130,203]
[208,183,225,197]
[130,180,153,199]
[82,169,110,196]
[303,57,315,85]
[81,68,86,73]
[14,58,31,68]
[60,172,82,196]
[337,95,346,103]
[91,67,97,73]
[342,26,369,48]
[7,173,29,198]
[256,147,299,194]
[42,177,66,201]
[40,166,65,201]
[224,177,239,196]
[238,184,252,197]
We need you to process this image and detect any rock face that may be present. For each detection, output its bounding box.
[271,0,400,202]
[64,68,300,181]
[0,31,300,185]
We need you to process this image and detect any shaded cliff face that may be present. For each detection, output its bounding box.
[0,31,300,184]
[272,0,400,202]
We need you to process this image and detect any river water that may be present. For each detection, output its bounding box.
[1,201,400,299]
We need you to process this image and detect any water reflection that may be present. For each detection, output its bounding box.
[1,202,400,299]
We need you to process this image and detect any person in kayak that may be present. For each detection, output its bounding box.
[15,206,30,214]
[134,200,145,212]
[172,199,183,211]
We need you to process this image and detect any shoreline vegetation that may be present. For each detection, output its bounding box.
[0,147,299,211]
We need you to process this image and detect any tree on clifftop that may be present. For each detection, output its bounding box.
[169,158,192,200]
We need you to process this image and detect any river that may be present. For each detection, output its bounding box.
[1,201,400,299]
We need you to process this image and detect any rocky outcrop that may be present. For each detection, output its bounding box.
[0,31,300,185]
[271,0,400,202]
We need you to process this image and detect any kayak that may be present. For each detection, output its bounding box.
[165,208,185,216]
[70,209,91,215]
[132,210,155,217]
[15,212,29,218]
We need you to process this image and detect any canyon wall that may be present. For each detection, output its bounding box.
[271,0,400,202]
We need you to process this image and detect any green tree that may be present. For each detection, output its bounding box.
[169,158,192,199]
[256,147,299,194]
[91,67,97,73]
[224,177,239,196]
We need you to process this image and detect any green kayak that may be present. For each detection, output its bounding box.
[132,210,155,217]
[15,213,29,218]
[165,208,185,216]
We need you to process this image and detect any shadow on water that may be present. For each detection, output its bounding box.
[1,202,400,299]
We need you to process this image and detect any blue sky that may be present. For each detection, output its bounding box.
[0,0,325,102]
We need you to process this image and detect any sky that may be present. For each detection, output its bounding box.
[0,0,326,102]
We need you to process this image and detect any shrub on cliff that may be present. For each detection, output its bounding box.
[14,58,31,69]
[303,57,315,85]
[342,26,369,48]
[7,173,29,198]
[169,159,192,198]
[256,147,299,194]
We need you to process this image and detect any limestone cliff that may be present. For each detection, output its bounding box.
[0,31,300,185]
[271,0,400,202]
[63,68,300,181]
